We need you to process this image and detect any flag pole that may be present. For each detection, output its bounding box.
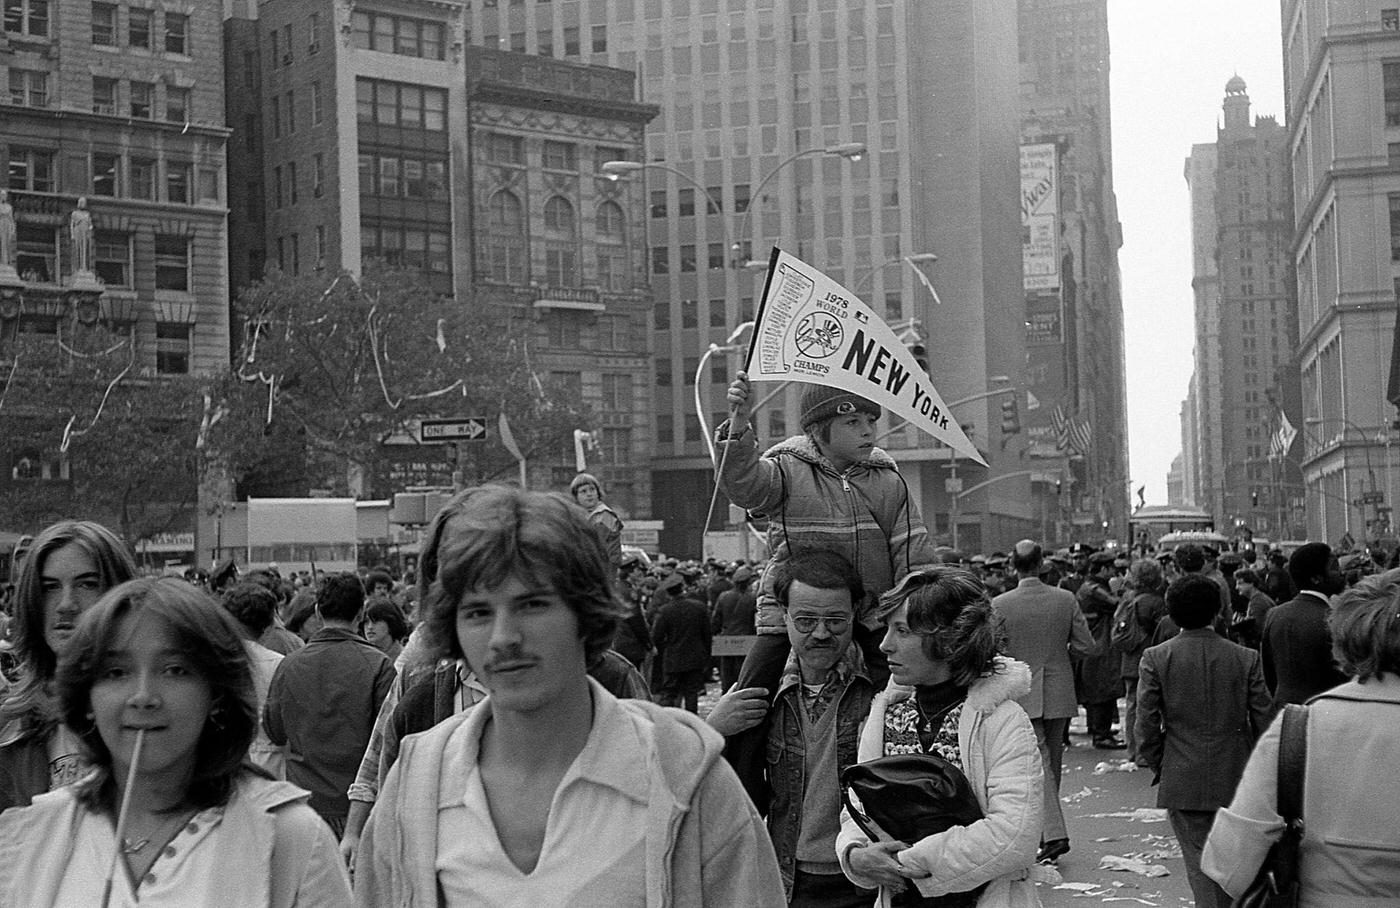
[702,248,780,547]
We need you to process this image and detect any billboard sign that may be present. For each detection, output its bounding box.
[1021,143,1060,291]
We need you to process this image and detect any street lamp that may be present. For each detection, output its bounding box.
[1305,415,1391,540]
[600,160,734,258]
[732,142,867,265]
[695,321,755,463]
[851,252,938,297]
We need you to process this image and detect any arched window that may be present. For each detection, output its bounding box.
[543,196,576,236]
[596,201,626,242]
[488,191,524,232]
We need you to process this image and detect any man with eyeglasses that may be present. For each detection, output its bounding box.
[707,550,877,907]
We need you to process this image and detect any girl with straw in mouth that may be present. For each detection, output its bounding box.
[0,578,351,907]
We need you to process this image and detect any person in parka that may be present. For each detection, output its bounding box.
[716,373,936,693]
[571,472,624,569]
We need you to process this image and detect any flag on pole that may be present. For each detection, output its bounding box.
[1270,411,1297,459]
[1050,404,1070,451]
[905,257,943,306]
[746,248,984,464]
[572,429,598,472]
[1069,416,1093,456]
[498,412,524,462]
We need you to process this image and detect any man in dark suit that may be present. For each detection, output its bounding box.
[993,539,1095,863]
[651,570,713,713]
[1136,574,1271,908]
[1076,552,1126,748]
[1261,541,1348,712]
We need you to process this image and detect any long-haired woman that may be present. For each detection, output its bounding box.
[0,578,351,905]
[0,520,136,811]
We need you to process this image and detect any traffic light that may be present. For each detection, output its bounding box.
[1000,396,1020,435]
[1251,489,1259,507]
[903,334,929,373]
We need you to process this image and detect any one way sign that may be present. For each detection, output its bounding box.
[418,417,488,442]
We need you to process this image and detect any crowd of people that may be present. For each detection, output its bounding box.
[0,380,1396,906]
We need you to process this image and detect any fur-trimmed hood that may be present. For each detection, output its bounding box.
[881,656,1034,715]
[763,433,898,472]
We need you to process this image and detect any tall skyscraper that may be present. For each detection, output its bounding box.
[1017,0,1129,542]
[466,0,1033,554]
[1284,1,1400,544]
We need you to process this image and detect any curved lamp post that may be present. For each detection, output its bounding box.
[732,142,867,265]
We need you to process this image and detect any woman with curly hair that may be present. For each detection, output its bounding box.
[838,565,1046,907]
[0,520,136,811]
[0,578,351,905]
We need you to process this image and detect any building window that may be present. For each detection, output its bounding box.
[8,69,47,107]
[651,247,668,274]
[657,413,673,444]
[270,95,281,137]
[129,81,153,118]
[154,234,189,291]
[285,89,295,134]
[1385,8,1400,30]
[129,7,150,48]
[92,153,119,196]
[308,12,321,53]
[1386,62,1400,127]
[3,0,48,37]
[91,76,116,114]
[707,243,726,270]
[7,147,54,192]
[681,298,698,328]
[378,157,398,196]
[537,28,553,56]
[313,153,325,197]
[544,248,577,286]
[311,81,323,124]
[656,359,672,387]
[269,27,279,63]
[167,162,191,204]
[483,190,527,283]
[155,323,191,374]
[653,301,671,329]
[351,10,444,59]
[547,312,582,347]
[94,231,131,287]
[485,132,524,164]
[591,24,607,53]
[679,244,697,272]
[563,25,579,55]
[315,225,326,268]
[91,2,115,44]
[16,224,57,282]
[273,165,284,207]
[165,86,189,122]
[285,161,297,204]
[164,11,187,53]
[544,196,576,234]
[355,78,446,131]
[677,188,695,217]
[130,157,155,200]
[600,428,629,464]
[709,298,726,327]
[542,141,577,171]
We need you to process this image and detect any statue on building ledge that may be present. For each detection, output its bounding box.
[68,197,103,293]
[0,189,20,289]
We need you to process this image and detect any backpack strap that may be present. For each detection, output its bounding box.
[1276,703,1308,828]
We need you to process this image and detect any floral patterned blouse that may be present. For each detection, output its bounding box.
[883,693,966,770]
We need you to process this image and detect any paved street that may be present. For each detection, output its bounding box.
[1035,716,1195,907]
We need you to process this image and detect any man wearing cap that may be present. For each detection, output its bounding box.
[1076,552,1126,749]
[993,539,1095,863]
[712,564,758,692]
[651,569,713,713]
[570,472,624,569]
[715,371,935,695]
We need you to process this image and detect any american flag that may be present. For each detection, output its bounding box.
[1270,412,1297,459]
[1051,405,1070,451]
[1069,416,1093,456]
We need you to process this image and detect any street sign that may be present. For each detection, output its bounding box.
[945,477,963,494]
[418,417,488,442]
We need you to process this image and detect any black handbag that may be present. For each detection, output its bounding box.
[841,752,987,908]
[1233,703,1308,908]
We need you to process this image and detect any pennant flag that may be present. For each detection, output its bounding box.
[572,428,598,472]
[1270,411,1297,459]
[498,412,524,463]
[746,248,985,464]
[1026,390,1041,412]
[905,257,943,306]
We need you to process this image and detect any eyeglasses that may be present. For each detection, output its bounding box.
[789,614,852,634]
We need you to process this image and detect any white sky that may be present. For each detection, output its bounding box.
[1108,0,1285,504]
